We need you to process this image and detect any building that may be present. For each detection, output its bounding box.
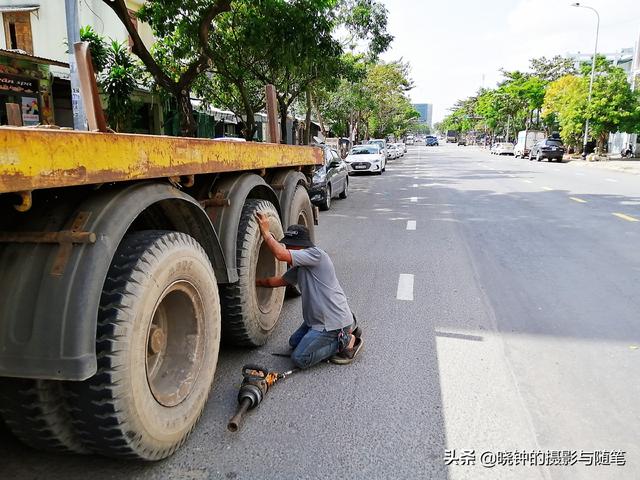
[0,1,162,130]
[0,48,65,126]
[412,103,433,128]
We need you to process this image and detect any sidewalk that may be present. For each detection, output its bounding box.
[564,157,640,176]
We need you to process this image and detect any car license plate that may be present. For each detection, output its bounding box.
[354,165,367,170]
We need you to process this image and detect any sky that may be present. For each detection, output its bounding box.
[380,0,640,123]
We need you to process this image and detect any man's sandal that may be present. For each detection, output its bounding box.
[329,337,363,365]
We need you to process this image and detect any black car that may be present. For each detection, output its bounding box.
[425,136,439,146]
[309,147,349,211]
[529,138,565,162]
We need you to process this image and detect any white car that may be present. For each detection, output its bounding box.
[492,143,515,155]
[393,143,406,156]
[388,144,401,159]
[344,144,386,175]
[366,139,388,159]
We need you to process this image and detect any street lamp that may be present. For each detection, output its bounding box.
[570,2,600,158]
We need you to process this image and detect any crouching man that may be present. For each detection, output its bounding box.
[255,213,363,368]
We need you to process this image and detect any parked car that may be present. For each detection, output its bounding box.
[387,144,400,159]
[393,143,406,156]
[344,144,386,175]
[366,139,388,159]
[425,136,439,146]
[492,142,514,155]
[309,147,349,210]
[457,138,467,146]
[406,136,415,145]
[528,138,565,162]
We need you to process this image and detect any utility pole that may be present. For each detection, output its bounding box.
[571,3,599,157]
[64,0,87,131]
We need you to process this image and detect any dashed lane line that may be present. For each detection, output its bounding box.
[542,187,553,191]
[605,178,618,183]
[569,197,587,203]
[406,220,416,230]
[410,196,418,203]
[612,213,639,222]
[396,274,414,301]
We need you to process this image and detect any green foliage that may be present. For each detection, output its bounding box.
[543,75,587,148]
[317,57,417,140]
[529,55,577,82]
[444,52,640,149]
[101,41,138,132]
[584,58,640,146]
[79,25,109,72]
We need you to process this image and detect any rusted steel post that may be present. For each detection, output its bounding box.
[6,103,22,126]
[265,84,280,144]
[74,42,107,132]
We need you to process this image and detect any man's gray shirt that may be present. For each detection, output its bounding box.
[282,247,352,332]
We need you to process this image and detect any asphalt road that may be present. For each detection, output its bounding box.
[2,145,639,480]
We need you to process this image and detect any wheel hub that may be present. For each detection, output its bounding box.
[146,281,205,407]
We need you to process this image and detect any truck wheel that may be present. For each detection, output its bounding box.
[220,199,286,346]
[288,185,315,241]
[0,378,87,454]
[64,231,220,460]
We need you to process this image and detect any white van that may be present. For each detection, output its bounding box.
[514,130,546,158]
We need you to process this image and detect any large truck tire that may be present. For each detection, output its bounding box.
[63,231,221,460]
[220,199,286,346]
[283,186,314,299]
[287,185,315,241]
[0,378,87,454]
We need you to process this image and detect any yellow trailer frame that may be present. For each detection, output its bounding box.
[0,127,322,194]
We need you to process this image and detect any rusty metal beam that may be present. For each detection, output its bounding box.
[74,42,108,132]
[6,103,22,127]
[0,128,322,194]
[0,231,96,244]
[265,84,280,144]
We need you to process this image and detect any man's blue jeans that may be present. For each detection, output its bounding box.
[289,323,340,369]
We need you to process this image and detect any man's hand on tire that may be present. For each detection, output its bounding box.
[256,212,270,237]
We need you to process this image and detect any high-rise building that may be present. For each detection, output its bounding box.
[412,103,433,128]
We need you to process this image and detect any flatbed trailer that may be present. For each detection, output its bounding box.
[0,126,322,460]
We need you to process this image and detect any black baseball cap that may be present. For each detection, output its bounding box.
[280,224,314,248]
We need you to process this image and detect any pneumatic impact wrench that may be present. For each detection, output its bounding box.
[227,364,298,432]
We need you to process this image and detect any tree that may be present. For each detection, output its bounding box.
[102,0,232,137]
[543,75,587,149]
[101,40,138,132]
[530,55,577,82]
[582,58,640,148]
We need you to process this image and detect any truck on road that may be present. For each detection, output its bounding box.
[446,130,458,143]
[514,130,546,158]
[0,126,321,461]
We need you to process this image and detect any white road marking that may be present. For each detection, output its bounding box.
[522,180,533,184]
[406,220,416,230]
[612,213,639,222]
[542,187,553,191]
[410,196,418,202]
[396,274,414,301]
[576,172,585,176]
[605,178,618,183]
[412,183,419,188]
[569,197,587,203]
